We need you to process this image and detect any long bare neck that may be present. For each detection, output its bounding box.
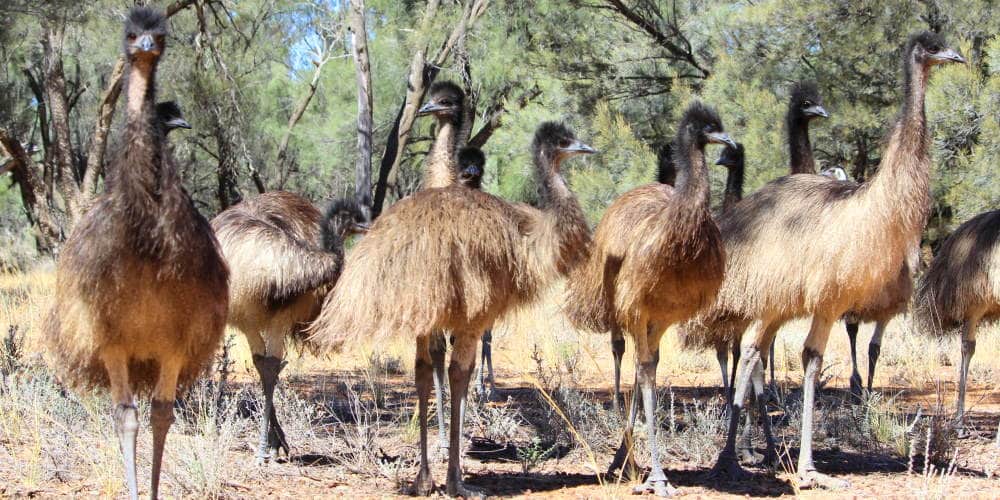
[722,163,744,212]
[861,57,933,247]
[422,117,460,189]
[534,152,590,275]
[113,59,165,197]
[674,130,711,210]
[787,116,815,174]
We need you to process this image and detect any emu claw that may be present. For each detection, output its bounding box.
[737,447,763,465]
[708,455,751,481]
[632,479,677,497]
[446,480,485,498]
[798,470,849,490]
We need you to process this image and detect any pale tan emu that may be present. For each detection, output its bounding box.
[309,122,593,496]
[211,192,368,462]
[914,210,1000,419]
[692,33,963,489]
[566,102,734,497]
[43,8,228,499]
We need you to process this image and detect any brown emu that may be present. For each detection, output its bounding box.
[211,192,368,462]
[566,102,734,496]
[309,122,593,496]
[42,8,229,499]
[914,210,1000,419]
[693,33,963,488]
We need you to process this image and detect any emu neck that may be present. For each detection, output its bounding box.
[674,131,710,210]
[127,59,156,118]
[532,152,590,276]
[423,117,461,189]
[788,116,816,174]
[321,227,347,260]
[722,163,744,213]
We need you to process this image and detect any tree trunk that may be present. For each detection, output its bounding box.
[0,129,61,253]
[350,0,374,209]
[41,19,81,224]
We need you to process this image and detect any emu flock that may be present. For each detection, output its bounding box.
[40,7,995,499]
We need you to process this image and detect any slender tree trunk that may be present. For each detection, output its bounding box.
[41,19,81,223]
[0,129,61,253]
[275,58,329,173]
[350,0,374,209]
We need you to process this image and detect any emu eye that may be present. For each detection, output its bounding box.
[127,33,137,41]
[927,45,940,54]
[802,100,813,107]
[155,35,165,45]
[559,139,571,148]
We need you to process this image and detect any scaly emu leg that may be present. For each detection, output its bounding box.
[845,321,863,401]
[866,321,886,392]
[611,326,626,412]
[607,367,641,479]
[414,336,436,494]
[446,333,484,498]
[150,357,183,499]
[479,329,495,396]
[716,341,730,401]
[103,349,138,500]
[252,354,288,462]
[957,317,979,423]
[798,315,849,489]
[429,331,449,456]
[633,321,677,497]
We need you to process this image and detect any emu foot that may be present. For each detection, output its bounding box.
[849,374,863,402]
[798,470,849,490]
[737,447,764,465]
[412,468,436,496]
[434,442,450,463]
[446,479,485,498]
[607,442,641,481]
[632,478,677,497]
[268,421,290,460]
[708,454,751,481]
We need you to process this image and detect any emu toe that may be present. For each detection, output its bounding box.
[849,374,864,402]
[708,454,751,481]
[412,468,436,496]
[737,447,764,465]
[446,480,485,499]
[632,478,678,497]
[798,470,849,490]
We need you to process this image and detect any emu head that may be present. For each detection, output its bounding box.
[679,102,736,150]
[457,147,486,189]
[532,122,596,171]
[820,166,849,181]
[418,82,464,123]
[123,7,167,62]
[156,101,191,134]
[715,142,744,169]
[789,81,828,121]
[907,31,965,67]
[321,199,370,250]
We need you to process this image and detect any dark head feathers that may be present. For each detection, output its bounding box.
[532,122,576,152]
[428,81,464,101]
[906,31,947,55]
[125,7,167,35]
[321,198,369,251]
[156,101,183,120]
[716,143,744,167]
[680,101,723,129]
[789,81,821,106]
[458,147,486,167]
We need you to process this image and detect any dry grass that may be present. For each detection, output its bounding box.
[2,267,998,497]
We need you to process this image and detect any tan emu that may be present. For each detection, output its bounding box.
[211,192,368,462]
[309,122,593,496]
[914,210,1000,419]
[691,32,963,488]
[566,102,734,497]
[43,8,229,499]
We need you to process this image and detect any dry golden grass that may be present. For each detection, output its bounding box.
[2,267,998,498]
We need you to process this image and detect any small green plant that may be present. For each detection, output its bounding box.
[517,437,555,474]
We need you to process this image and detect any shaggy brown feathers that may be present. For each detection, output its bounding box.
[915,210,1000,335]
[43,7,228,393]
[565,102,727,334]
[309,122,591,348]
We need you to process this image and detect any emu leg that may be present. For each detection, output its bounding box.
[252,354,289,462]
[737,392,762,465]
[607,370,640,479]
[479,329,495,396]
[414,337,436,495]
[767,343,777,391]
[430,332,449,456]
[150,399,175,499]
[846,321,863,401]
[611,329,626,411]
[103,350,138,500]
[150,358,182,499]
[957,319,978,422]
[729,340,741,409]
[750,356,777,466]
[797,317,849,490]
[867,321,885,392]
[710,344,760,480]
[446,335,484,498]
[716,343,730,400]
[633,352,677,497]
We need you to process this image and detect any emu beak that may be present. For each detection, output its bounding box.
[417,102,447,116]
[561,140,597,155]
[706,131,737,149]
[715,156,732,167]
[930,48,966,64]
[803,105,828,118]
[166,117,191,130]
[351,221,371,234]
[134,34,156,54]
[461,164,483,179]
